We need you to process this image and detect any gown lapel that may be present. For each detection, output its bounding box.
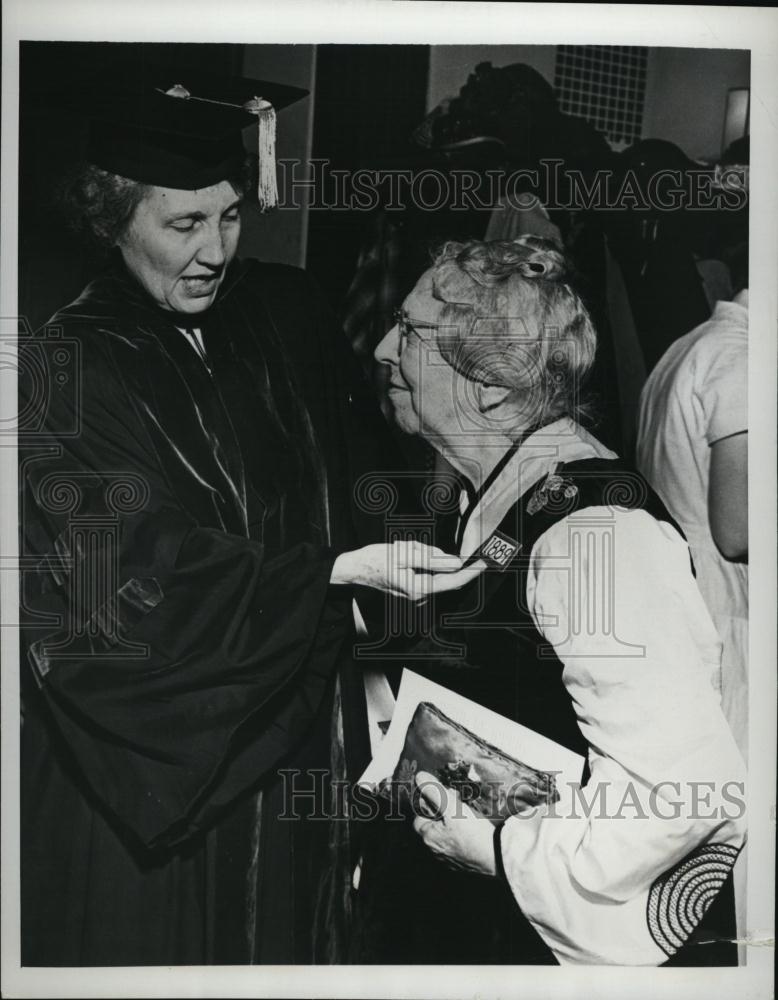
[65,261,252,535]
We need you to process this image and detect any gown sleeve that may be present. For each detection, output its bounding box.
[21,336,353,851]
[497,508,747,965]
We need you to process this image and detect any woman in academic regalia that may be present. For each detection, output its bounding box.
[18,68,480,966]
[372,236,746,965]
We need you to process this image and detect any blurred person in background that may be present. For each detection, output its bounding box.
[637,244,748,760]
[636,239,748,962]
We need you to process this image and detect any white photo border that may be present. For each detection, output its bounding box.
[2,2,776,998]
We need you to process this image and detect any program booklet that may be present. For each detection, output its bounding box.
[359,670,585,824]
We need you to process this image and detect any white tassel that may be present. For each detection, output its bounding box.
[244,97,277,210]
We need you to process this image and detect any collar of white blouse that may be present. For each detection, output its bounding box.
[176,326,211,371]
[456,417,617,559]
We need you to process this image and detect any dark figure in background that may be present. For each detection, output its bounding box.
[18,68,477,966]
[596,136,749,459]
[602,139,713,374]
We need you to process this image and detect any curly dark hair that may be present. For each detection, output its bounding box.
[58,165,149,247]
[59,157,254,248]
[414,61,558,152]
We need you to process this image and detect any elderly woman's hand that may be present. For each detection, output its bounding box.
[411,771,497,876]
[331,541,486,601]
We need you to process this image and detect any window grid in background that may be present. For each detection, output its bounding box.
[554,45,648,149]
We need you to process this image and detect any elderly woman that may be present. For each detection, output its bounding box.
[374,236,746,965]
[18,70,476,967]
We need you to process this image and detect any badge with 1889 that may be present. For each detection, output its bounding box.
[477,530,521,570]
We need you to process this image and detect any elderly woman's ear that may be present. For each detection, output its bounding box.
[475,382,514,415]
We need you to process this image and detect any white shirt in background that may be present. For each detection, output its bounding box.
[636,292,748,758]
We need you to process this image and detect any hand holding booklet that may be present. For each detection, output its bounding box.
[359,670,585,824]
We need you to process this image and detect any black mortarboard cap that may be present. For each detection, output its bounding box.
[80,70,308,206]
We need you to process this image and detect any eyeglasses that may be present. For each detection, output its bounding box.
[393,307,441,339]
[392,306,507,390]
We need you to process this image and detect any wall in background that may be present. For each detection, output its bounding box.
[426,44,750,161]
[236,43,749,285]
[241,44,316,268]
[642,47,750,161]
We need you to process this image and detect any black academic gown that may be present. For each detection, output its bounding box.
[18,257,394,966]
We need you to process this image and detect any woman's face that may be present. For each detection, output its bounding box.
[374,271,464,442]
[117,180,242,314]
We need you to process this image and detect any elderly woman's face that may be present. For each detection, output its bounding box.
[117,181,242,314]
[374,271,462,441]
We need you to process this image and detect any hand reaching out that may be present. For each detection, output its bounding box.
[330,540,486,601]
